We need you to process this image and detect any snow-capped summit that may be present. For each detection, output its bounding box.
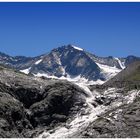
[30,44,102,82]
[16,45,140,83]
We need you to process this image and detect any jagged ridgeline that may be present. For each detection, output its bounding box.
[0,45,140,83]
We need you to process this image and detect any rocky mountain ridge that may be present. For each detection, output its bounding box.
[0,44,140,83]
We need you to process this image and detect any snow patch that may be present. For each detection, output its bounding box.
[96,63,121,74]
[34,73,58,79]
[114,57,125,69]
[72,45,83,51]
[20,67,31,74]
[35,59,42,65]
[59,74,104,85]
[34,72,104,86]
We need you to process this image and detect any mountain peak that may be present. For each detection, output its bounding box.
[51,44,84,53]
[66,44,84,51]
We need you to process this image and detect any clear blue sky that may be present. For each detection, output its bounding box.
[0,2,140,57]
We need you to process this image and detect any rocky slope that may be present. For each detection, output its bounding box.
[0,65,87,137]
[38,87,140,138]
[75,89,140,138]
[104,60,140,88]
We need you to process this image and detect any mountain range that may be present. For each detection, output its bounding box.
[0,45,140,138]
[0,44,140,84]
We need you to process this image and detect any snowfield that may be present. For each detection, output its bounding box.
[96,62,121,80]
[20,67,31,74]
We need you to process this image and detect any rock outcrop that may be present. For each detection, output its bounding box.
[0,65,86,137]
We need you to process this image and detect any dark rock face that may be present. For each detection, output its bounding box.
[0,92,32,138]
[30,82,86,127]
[60,45,101,80]
[0,66,86,138]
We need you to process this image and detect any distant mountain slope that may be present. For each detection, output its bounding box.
[86,52,125,69]
[104,61,140,88]
[0,44,140,83]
